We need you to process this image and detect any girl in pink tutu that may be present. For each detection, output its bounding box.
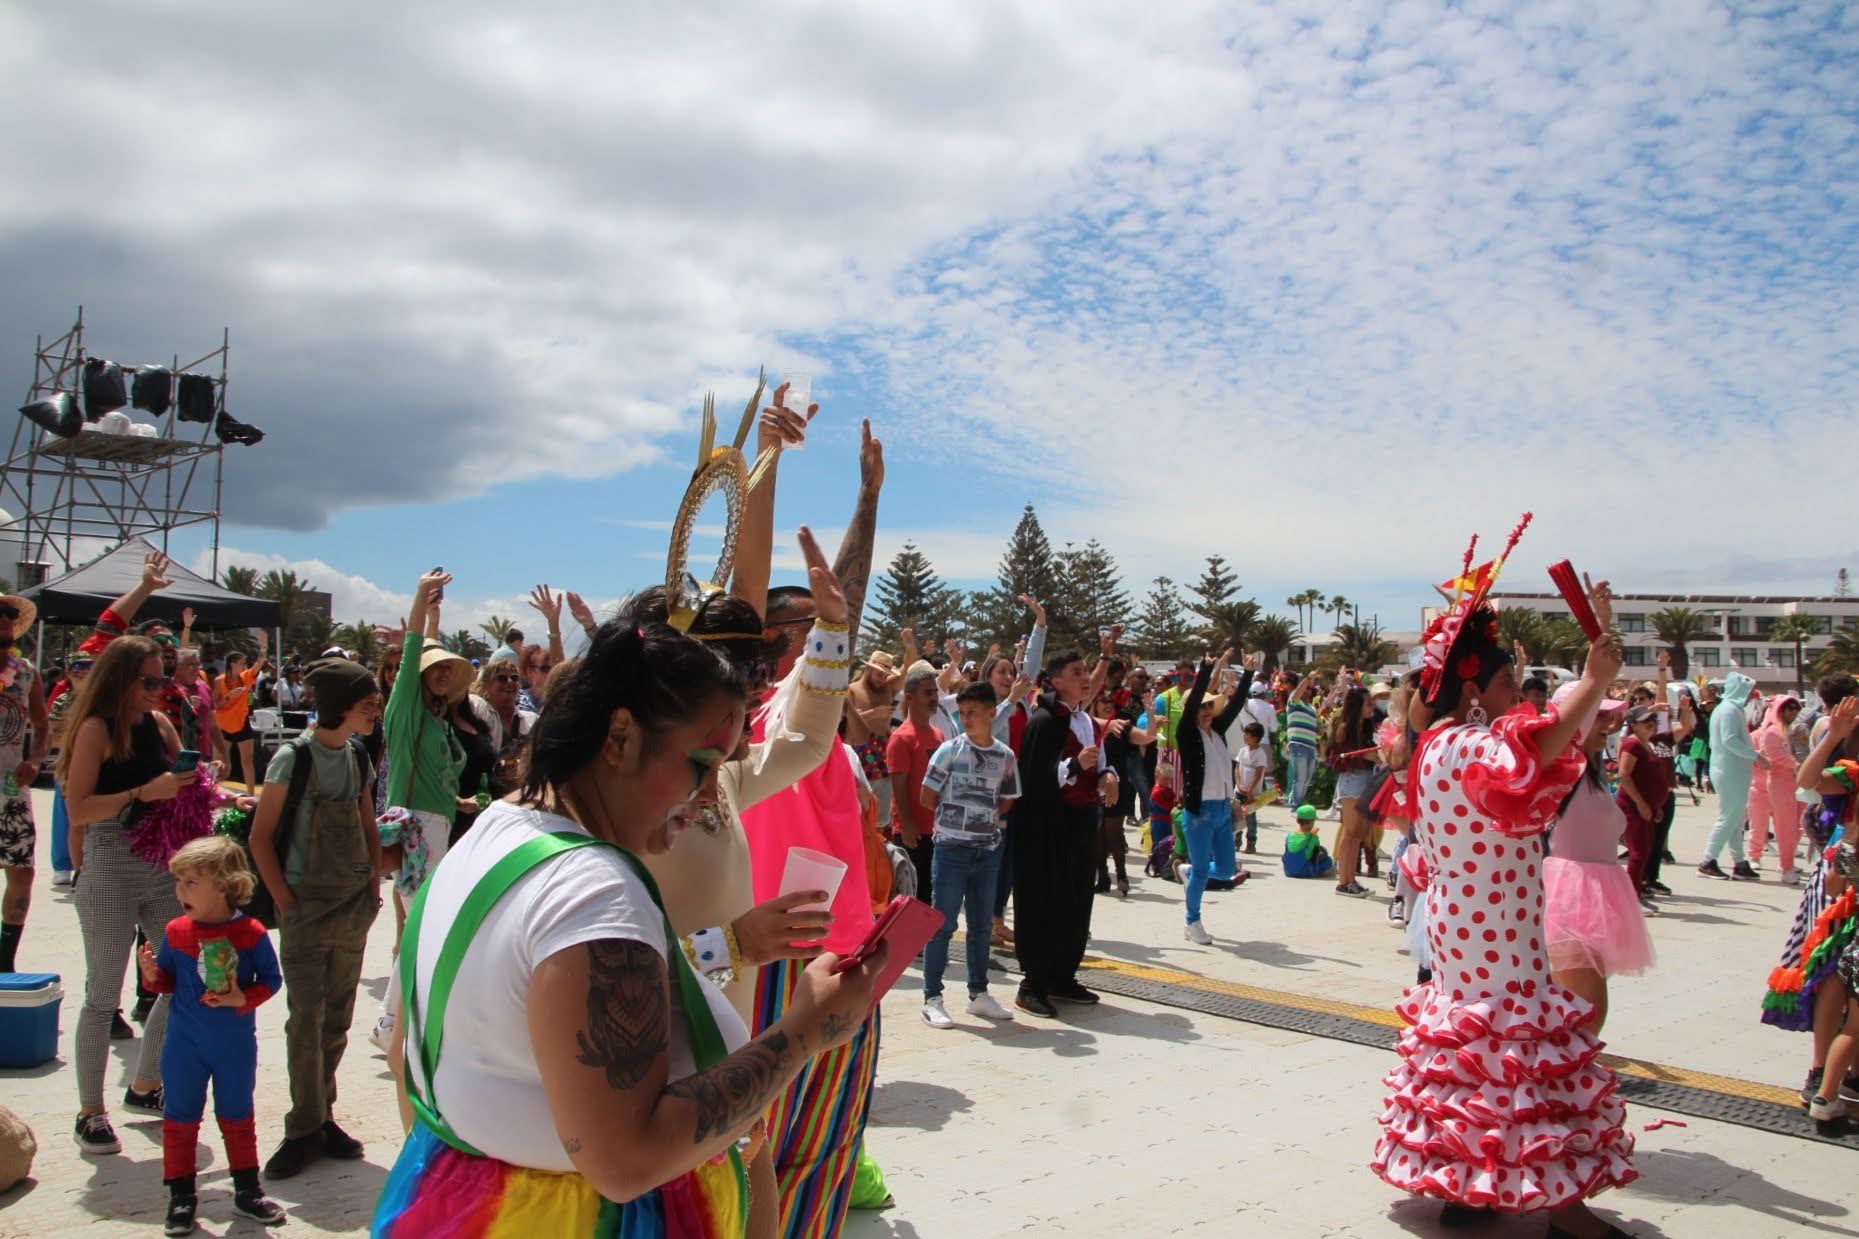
[1544,687,1655,1034]
[1371,530,1636,1239]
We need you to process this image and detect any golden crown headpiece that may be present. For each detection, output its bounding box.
[664,369,778,633]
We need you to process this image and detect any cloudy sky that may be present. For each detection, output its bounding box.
[3,1,1855,638]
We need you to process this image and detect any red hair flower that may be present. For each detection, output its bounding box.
[1456,653,1482,680]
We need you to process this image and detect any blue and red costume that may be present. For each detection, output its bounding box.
[144,914,282,1184]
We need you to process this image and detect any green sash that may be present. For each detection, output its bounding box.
[397,829,747,1214]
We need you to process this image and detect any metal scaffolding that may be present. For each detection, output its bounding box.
[2,308,231,587]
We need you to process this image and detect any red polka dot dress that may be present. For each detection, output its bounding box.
[1370,707,1637,1212]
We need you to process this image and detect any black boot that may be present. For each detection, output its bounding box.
[231,1167,286,1224]
[164,1176,198,1236]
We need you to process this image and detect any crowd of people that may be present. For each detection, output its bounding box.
[0,392,1849,1238]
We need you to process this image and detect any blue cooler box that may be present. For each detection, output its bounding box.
[0,972,63,1068]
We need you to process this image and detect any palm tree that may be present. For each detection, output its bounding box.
[1202,600,1260,653]
[222,565,258,596]
[292,613,338,662]
[1814,621,1859,679]
[1769,614,1821,695]
[332,621,379,665]
[1251,616,1299,673]
[1649,606,1716,680]
[256,569,315,637]
[1328,621,1397,672]
[1326,595,1351,630]
[1496,606,1543,658]
[439,628,492,662]
[1537,619,1590,667]
[1285,589,1322,632]
[480,614,519,647]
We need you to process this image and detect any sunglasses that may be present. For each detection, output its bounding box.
[492,673,521,685]
[140,675,167,691]
[71,661,94,673]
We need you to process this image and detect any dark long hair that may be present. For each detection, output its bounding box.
[629,586,785,689]
[1426,605,1512,715]
[1329,685,1373,751]
[519,597,747,803]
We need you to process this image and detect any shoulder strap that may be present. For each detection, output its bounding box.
[271,734,318,859]
[400,830,603,1155]
[399,827,742,1168]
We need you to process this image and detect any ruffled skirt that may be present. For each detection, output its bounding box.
[1370,983,1637,1212]
[1542,857,1655,978]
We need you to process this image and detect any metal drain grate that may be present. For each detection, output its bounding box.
[984,950,1859,1150]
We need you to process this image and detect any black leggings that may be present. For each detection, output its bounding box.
[1646,792,1677,883]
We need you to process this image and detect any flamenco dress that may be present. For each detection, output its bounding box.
[1371,706,1637,1211]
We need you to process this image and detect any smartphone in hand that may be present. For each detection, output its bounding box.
[172,750,201,774]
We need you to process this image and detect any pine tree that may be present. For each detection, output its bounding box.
[862,542,962,653]
[1051,539,1132,652]
[1188,555,1239,624]
[982,504,1060,645]
[1133,576,1194,662]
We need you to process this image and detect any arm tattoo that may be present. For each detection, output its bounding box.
[574,940,669,1090]
[834,486,881,642]
[818,1011,852,1045]
[664,1029,800,1144]
[562,1136,583,1155]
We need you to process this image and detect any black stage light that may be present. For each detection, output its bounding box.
[19,392,83,438]
[131,366,173,417]
[213,410,264,446]
[83,357,128,418]
[177,372,216,423]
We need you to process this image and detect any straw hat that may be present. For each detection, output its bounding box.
[0,593,37,635]
[863,650,898,676]
[417,641,472,704]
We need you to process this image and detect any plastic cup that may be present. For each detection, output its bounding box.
[778,846,845,912]
[777,372,811,451]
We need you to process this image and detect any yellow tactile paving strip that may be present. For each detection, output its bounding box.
[1069,951,1803,1109]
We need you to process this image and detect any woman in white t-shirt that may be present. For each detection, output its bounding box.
[373,593,879,1239]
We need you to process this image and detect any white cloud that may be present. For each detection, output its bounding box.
[5,0,1853,617]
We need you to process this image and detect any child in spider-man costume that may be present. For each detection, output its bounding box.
[138,837,286,1234]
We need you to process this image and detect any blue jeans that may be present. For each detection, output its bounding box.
[1181,799,1237,925]
[1287,744,1317,808]
[922,839,1003,1000]
[51,780,72,872]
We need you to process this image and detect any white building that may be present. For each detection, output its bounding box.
[1488,591,1859,692]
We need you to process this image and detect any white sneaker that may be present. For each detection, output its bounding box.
[369,1012,395,1054]
[51,869,74,888]
[1809,1093,1846,1122]
[1184,921,1213,945]
[966,992,1014,1021]
[921,997,955,1029]
[1783,869,1802,886]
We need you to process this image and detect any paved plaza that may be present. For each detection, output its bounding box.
[2,788,1852,1237]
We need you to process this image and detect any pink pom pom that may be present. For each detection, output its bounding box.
[127,768,223,870]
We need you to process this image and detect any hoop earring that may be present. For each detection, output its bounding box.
[1466,694,1489,729]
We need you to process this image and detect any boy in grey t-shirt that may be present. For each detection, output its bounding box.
[918,681,1021,1029]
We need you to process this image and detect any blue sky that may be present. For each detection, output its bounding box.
[3,1,1856,639]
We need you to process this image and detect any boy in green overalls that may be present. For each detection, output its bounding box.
[246,659,384,1180]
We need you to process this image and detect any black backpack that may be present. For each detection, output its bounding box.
[245,735,363,929]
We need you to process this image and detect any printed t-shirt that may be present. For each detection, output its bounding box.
[922,734,1021,843]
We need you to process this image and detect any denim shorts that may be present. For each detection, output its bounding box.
[1335,768,1374,801]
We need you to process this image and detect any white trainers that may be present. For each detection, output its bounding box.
[51,869,74,888]
[1184,920,1213,945]
[1783,869,1802,886]
[369,1012,396,1054]
[1809,1093,1846,1122]
[966,992,1014,1021]
[921,997,955,1029]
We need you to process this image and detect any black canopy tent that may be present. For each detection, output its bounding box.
[21,537,281,630]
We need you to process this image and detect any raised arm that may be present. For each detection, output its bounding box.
[529,586,568,663]
[731,383,810,617]
[832,420,884,643]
